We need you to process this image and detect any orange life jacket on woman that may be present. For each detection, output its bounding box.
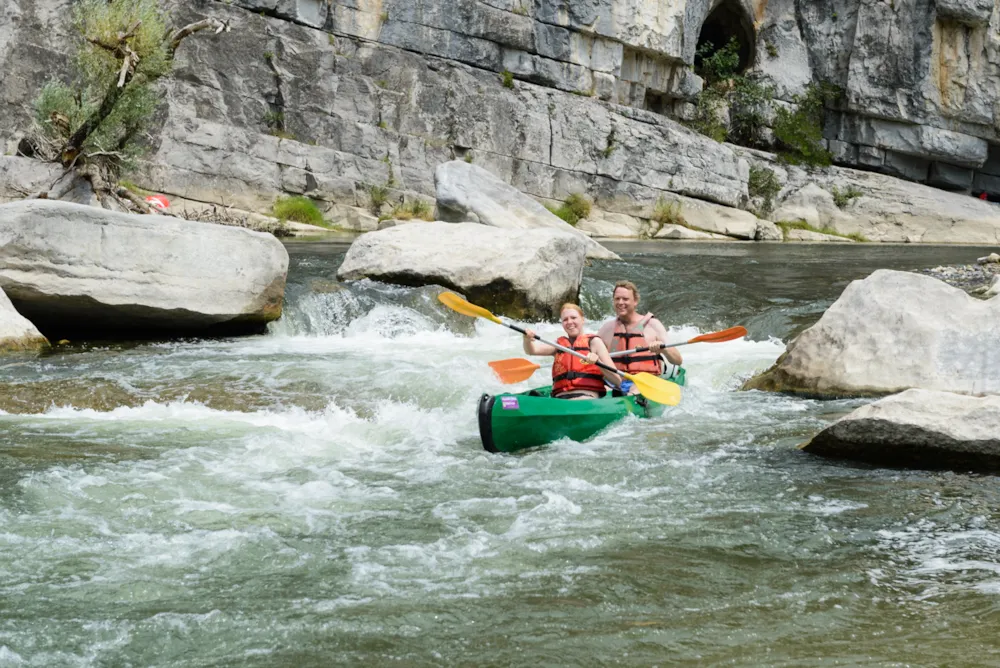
[551,334,607,396]
[610,316,664,375]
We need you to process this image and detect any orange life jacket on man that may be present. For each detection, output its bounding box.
[551,334,607,396]
[610,316,664,375]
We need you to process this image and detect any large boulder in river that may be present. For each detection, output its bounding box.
[336,222,586,320]
[0,200,288,338]
[0,286,47,352]
[744,269,1000,397]
[434,161,619,261]
[803,389,1000,471]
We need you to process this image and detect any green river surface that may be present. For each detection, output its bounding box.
[2,241,1000,666]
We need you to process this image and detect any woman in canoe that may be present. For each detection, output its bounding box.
[522,303,623,400]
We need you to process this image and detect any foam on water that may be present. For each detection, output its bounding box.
[6,268,1000,663]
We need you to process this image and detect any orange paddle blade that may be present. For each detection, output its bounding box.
[488,358,541,384]
[686,326,747,345]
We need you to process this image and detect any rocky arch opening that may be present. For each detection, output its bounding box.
[695,0,756,78]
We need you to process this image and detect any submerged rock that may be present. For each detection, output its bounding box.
[0,286,47,352]
[336,222,586,320]
[744,269,1000,397]
[434,160,619,260]
[0,200,289,339]
[803,389,1000,472]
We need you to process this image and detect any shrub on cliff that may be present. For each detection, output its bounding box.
[773,84,839,167]
[22,0,229,211]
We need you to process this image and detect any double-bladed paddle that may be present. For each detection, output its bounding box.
[438,291,681,406]
[609,326,747,358]
[487,325,748,384]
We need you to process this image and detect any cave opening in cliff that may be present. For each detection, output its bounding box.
[695,1,756,80]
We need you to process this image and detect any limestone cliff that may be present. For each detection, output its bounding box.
[2,0,1000,239]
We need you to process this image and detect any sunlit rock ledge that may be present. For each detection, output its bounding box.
[803,389,1000,472]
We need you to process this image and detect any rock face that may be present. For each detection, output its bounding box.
[2,0,1000,244]
[803,389,1000,472]
[336,222,586,320]
[760,156,1000,244]
[435,160,618,260]
[744,269,1000,397]
[0,200,289,338]
[0,286,47,352]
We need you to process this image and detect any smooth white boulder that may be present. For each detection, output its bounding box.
[434,160,619,260]
[803,389,1000,471]
[745,269,1000,396]
[0,286,47,352]
[0,200,288,337]
[336,222,587,320]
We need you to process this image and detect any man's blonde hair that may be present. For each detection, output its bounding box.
[560,303,585,318]
[613,280,640,301]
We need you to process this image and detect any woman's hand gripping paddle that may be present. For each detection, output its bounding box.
[438,292,681,406]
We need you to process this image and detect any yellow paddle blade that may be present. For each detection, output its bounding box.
[623,371,682,406]
[488,358,541,384]
[437,291,503,325]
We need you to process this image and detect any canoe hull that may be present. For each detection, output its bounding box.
[478,383,673,453]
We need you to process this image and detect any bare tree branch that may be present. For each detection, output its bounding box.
[167,18,229,57]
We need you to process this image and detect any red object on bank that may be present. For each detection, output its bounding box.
[979,192,988,200]
[145,194,170,209]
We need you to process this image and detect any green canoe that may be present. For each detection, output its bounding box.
[477,369,686,453]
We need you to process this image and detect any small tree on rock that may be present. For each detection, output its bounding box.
[24,0,229,211]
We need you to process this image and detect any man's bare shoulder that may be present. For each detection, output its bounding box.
[596,318,616,337]
[646,316,670,340]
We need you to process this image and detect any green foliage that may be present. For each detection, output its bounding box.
[546,193,592,226]
[271,196,325,226]
[773,83,839,167]
[652,198,684,227]
[501,70,515,89]
[688,88,728,143]
[603,127,617,158]
[695,37,741,85]
[776,219,868,242]
[728,74,775,148]
[831,185,863,208]
[688,43,773,148]
[31,0,180,171]
[638,198,685,239]
[390,199,435,221]
[748,165,782,217]
[765,41,778,58]
[368,183,390,213]
[119,180,152,197]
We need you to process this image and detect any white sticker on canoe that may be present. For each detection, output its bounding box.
[501,397,519,410]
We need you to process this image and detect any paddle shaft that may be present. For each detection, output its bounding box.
[505,322,624,381]
[611,343,685,358]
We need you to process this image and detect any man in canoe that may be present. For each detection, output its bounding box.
[598,281,682,392]
[522,303,623,400]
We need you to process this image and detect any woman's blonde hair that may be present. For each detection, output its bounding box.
[559,303,585,318]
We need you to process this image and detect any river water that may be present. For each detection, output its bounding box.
[2,241,999,666]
